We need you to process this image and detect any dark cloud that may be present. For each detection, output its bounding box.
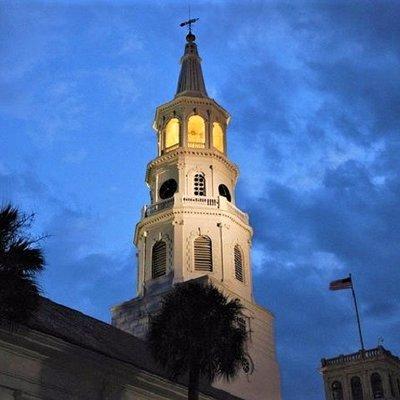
[2,2,400,400]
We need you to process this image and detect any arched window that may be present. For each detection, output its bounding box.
[188,115,205,148]
[152,240,167,279]
[331,381,343,400]
[234,245,244,282]
[194,173,206,196]
[371,373,384,399]
[164,118,180,151]
[194,236,212,272]
[351,376,363,400]
[212,122,224,153]
[218,184,231,202]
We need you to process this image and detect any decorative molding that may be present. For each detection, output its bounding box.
[145,148,239,183]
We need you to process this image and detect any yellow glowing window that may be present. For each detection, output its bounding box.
[164,118,180,150]
[187,115,205,148]
[212,122,224,153]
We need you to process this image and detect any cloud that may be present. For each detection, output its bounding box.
[2,2,400,399]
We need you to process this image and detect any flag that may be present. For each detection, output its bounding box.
[329,276,352,291]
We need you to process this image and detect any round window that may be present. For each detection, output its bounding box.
[159,179,178,199]
[218,184,231,202]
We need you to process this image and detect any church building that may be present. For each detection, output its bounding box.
[111,30,281,400]
[0,29,281,400]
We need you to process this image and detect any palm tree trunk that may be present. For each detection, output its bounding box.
[188,365,200,400]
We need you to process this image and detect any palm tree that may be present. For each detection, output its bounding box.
[0,204,45,322]
[147,281,249,400]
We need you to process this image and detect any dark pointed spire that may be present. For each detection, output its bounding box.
[175,32,208,98]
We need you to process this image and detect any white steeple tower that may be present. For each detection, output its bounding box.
[112,30,281,400]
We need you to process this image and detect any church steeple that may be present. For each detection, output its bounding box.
[175,32,208,98]
[112,26,282,399]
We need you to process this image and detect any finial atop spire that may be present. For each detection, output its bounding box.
[179,17,199,34]
[176,17,207,98]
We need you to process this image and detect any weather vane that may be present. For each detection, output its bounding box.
[179,17,199,33]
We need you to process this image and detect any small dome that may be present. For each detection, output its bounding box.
[186,32,196,42]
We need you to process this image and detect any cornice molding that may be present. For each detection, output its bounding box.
[134,207,253,244]
[145,148,239,183]
[154,96,230,122]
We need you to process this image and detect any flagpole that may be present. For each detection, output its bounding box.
[349,273,365,351]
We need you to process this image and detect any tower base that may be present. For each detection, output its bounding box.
[111,276,281,400]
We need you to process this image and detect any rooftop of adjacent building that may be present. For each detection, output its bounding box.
[321,346,400,369]
[0,296,243,400]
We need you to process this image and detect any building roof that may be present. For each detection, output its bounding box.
[321,346,400,368]
[16,297,243,400]
[176,32,208,98]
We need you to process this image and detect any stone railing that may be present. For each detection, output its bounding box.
[187,142,205,149]
[321,346,400,367]
[143,195,249,223]
[222,198,249,224]
[182,196,218,207]
[143,198,174,217]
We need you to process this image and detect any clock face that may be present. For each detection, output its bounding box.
[159,179,178,200]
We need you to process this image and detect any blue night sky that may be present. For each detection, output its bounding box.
[1,1,400,399]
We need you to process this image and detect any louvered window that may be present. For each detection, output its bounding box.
[194,173,206,196]
[194,236,212,271]
[234,245,244,282]
[237,317,246,334]
[152,240,166,279]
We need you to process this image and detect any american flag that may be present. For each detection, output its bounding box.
[329,276,352,291]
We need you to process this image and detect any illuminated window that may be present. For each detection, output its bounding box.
[164,118,180,151]
[212,122,224,152]
[234,245,244,282]
[194,173,206,196]
[152,241,166,279]
[187,115,205,148]
[194,236,212,271]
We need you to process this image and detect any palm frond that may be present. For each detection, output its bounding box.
[0,204,45,323]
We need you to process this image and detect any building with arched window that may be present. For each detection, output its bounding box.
[111,30,281,400]
[321,346,400,400]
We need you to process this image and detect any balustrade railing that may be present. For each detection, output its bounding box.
[224,199,249,223]
[182,196,218,206]
[321,346,400,367]
[144,198,174,217]
[143,195,249,223]
[188,142,205,149]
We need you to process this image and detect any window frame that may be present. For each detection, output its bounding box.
[163,117,180,153]
[331,381,344,400]
[234,244,244,283]
[193,235,213,272]
[187,115,206,149]
[193,172,206,197]
[151,240,167,279]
